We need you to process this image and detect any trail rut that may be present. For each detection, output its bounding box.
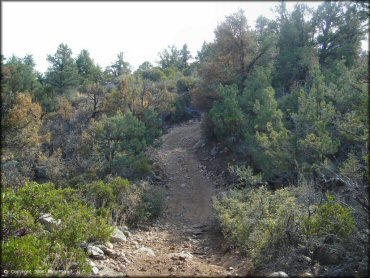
[96,120,244,277]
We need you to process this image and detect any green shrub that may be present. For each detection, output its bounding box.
[88,112,149,178]
[140,185,166,220]
[132,156,152,176]
[78,178,164,226]
[52,202,113,246]
[2,188,41,240]
[305,192,355,237]
[201,113,216,140]
[79,180,114,210]
[214,184,356,264]
[209,84,245,147]
[2,234,50,273]
[140,108,162,145]
[117,181,165,225]
[214,186,305,262]
[2,181,112,274]
[176,77,195,93]
[228,165,263,188]
[169,92,193,124]
[15,182,64,219]
[3,178,165,273]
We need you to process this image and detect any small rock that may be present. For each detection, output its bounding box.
[96,245,118,258]
[104,242,113,249]
[136,246,156,257]
[96,245,111,254]
[92,266,99,275]
[123,230,132,237]
[328,266,347,277]
[211,146,218,156]
[269,271,289,277]
[39,213,61,232]
[185,228,203,235]
[86,245,106,260]
[152,174,163,181]
[88,260,97,267]
[228,267,234,271]
[192,224,207,229]
[193,139,205,149]
[80,242,90,249]
[179,251,193,260]
[111,227,127,243]
[170,251,193,261]
[181,183,186,188]
[183,242,191,248]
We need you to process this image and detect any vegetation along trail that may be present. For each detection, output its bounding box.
[97,120,244,276]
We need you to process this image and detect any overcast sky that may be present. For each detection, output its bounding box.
[2,1,364,74]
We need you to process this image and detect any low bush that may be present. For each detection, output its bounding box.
[213,181,356,264]
[2,235,51,274]
[2,181,112,274]
[168,92,193,124]
[228,165,264,188]
[78,177,165,226]
[138,184,166,220]
[305,192,355,237]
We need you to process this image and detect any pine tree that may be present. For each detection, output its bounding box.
[45,43,79,95]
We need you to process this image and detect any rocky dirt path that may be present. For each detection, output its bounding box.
[95,120,245,277]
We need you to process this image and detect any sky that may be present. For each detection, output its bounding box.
[1,1,365,74]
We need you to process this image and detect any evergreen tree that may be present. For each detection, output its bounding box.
[45,43,79,95]
[312,1,368,69]
[76,49,100,84]
[272,3,315,94]
[110,52,131,77]
[179,43,192,70]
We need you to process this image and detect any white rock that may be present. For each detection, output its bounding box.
[211,146,218,156]
[104,242,113,249]
[269,271,289,277]
[193,139,205,149]
[87,245,106,260]
[111,227,127,243]
[92,266,99,275]
[39,213,61,232]
[170,251,193,260]
[96,245,117,257]
[88,260,97,267]
[136,246,156,257]
[122,230,132,237]
[178,251,193,259]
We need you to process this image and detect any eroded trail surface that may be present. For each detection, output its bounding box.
[97,120,244,277]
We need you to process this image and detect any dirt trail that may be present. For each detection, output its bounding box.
[96,120,245,277]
